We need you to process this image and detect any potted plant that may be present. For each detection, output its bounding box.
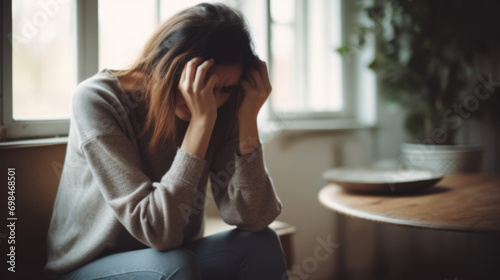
[337,0,500,173]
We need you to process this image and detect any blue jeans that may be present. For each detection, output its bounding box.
[56,227,288,280]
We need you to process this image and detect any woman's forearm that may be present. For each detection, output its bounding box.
[181,118,215,158]
[238,117,260,155]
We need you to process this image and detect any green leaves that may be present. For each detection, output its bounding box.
[336,0,500,143]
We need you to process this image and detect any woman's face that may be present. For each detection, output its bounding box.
[175,63,243,121]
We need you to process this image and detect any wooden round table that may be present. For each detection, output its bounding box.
[319,173,500,234]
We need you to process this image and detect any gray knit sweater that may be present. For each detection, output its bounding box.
[44,69,282,278]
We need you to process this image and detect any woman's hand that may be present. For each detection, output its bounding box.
[178,57,219,125]
[239,60,272,121]
[178,57,219,158]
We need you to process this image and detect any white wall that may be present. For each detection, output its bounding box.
[263,128,375,279]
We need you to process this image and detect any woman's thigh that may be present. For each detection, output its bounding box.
[56,247,201,280]
[57,227,287,280]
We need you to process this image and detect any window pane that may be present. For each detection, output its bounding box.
[271,0,294,24]
[12,0,74,119]
[270,0,343,115]
[160,0,238,22]
[98,0,157,71]
[271,24,297,112]
[307,0,343,111]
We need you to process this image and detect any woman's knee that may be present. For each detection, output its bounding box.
[238,227,280,244]
[256,226,281,242]
[230,227,284,255]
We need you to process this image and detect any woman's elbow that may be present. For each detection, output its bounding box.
[238,204,282,232]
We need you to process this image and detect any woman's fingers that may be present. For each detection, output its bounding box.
[180,57,204,93]
[247,69,263,91]
[204,72,220,93]
[187,57,204,82]
[245,68,271,97]
[238,59,273,120]
[194,59,215,92]
[179,57,218,97]
[243,60,272,94]
[177,57,219,122]
[240,78,252,91]
[258,60,272,93]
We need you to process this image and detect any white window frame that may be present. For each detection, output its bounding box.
[266,0,376,128]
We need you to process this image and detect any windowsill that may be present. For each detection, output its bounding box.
[274,118,373,132]
[259,118,376,143]
[0,136,69,149]
[263,118,374,133]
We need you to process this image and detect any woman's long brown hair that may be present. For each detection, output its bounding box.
[112,3,258,154]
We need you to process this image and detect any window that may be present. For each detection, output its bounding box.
[267,0,377,128]
[1,0,76,140]
[269,0,344,118]
[11,0,74,120]
[1,0,369,142]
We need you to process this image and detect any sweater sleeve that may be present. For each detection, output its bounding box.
[73,82,205,251]
[82,137,204,250]
[209,125,282,231]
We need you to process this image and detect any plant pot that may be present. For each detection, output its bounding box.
[401,143,483,174]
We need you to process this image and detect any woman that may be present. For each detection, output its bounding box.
[45,2,287,279]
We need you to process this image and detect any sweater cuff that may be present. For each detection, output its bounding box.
[162,148,206,187]
[233,146,267,186]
